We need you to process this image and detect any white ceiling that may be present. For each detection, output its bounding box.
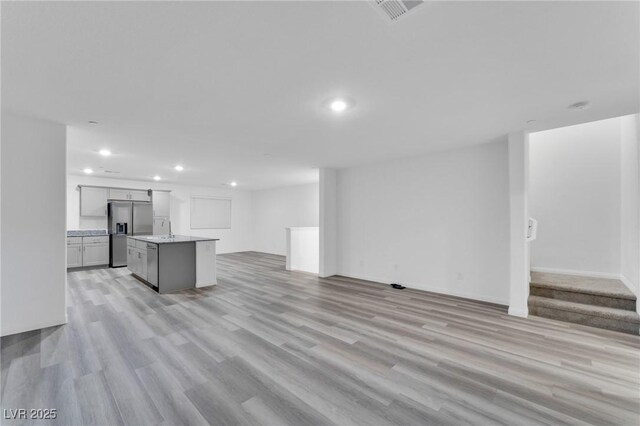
[2,1,638,190]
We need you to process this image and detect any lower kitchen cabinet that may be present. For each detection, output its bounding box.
[140,250,147,280]
[127,246,136,272]
[67,236,109,269]
[127,243,148,280]
[67,244,83,268]
[83,243,109,266]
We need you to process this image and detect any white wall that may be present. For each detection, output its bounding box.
[1,112,67,336]
[336,141,511,305]
[529,117,622,276]
[508,131,530,317]
[620,114,640,297]
[250,183,319,256]
[319,168,338,278]
[67,175,253,254]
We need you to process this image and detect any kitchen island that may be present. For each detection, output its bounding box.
[127,235,218,293]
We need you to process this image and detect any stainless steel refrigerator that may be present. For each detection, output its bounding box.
[108,202,153,267]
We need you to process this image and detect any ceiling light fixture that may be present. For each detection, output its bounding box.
[230,181,238,187]
[324,97,355,114]
[153,175,161,181]
[99,149,111,156]
[88,121,98,125]
[174,165,184,171]
[83,168,93,174]
[330,99,348,112]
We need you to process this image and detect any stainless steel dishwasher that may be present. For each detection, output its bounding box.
[146,243,158,287]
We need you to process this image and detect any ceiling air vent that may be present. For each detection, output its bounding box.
[372,0,424,23]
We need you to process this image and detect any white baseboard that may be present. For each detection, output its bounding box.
[508,306,529,318]
[336,271,509,306]
[0,315,67,337]
[531,267,621,280]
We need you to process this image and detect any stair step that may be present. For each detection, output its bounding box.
[530,286,636,310]
[530,272,636,300]
[528,296,640,335]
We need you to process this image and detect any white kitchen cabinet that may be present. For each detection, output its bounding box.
[82,185,154,203]
[83,236,108,245]
[152,190,171,217]
[108,188,150,202]
[196,240,217,287]
[108,188,131,200]
[67,244,83,268]
[139,250,148,280]
[68,236,109,268]
[130,189,151,202]
[133,250,141,276]
[153,217,170,235]
[80,187,108,217]
[67,237,83,268]
[83,242,109,266]
[127,245,148,279]
[127,246,137,274]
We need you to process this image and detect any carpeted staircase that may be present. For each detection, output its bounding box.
[528,272,639,335]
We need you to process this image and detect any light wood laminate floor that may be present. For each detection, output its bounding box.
[2,252,639,425]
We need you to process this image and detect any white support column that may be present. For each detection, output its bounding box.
[508,131,530,317]
[319,168,337,278]
[1,112,68,336]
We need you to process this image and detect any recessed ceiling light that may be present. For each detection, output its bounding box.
[526,119,537,124]
[230,181,238,187]
[88,121,98,125]
[324,97,355,114]
[568,101,590,111]
[99,149,111,156]
[174,165,184,171]
[330,99,348,112]
[83,168,93,174]
[153,175,161,181]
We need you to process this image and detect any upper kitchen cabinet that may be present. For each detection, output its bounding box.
[152,190,171,217]
[130,189,151,202]
[109,188,151,202]
[108,188,130,200]
[153,217,170,235]
[80,186,108,216]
